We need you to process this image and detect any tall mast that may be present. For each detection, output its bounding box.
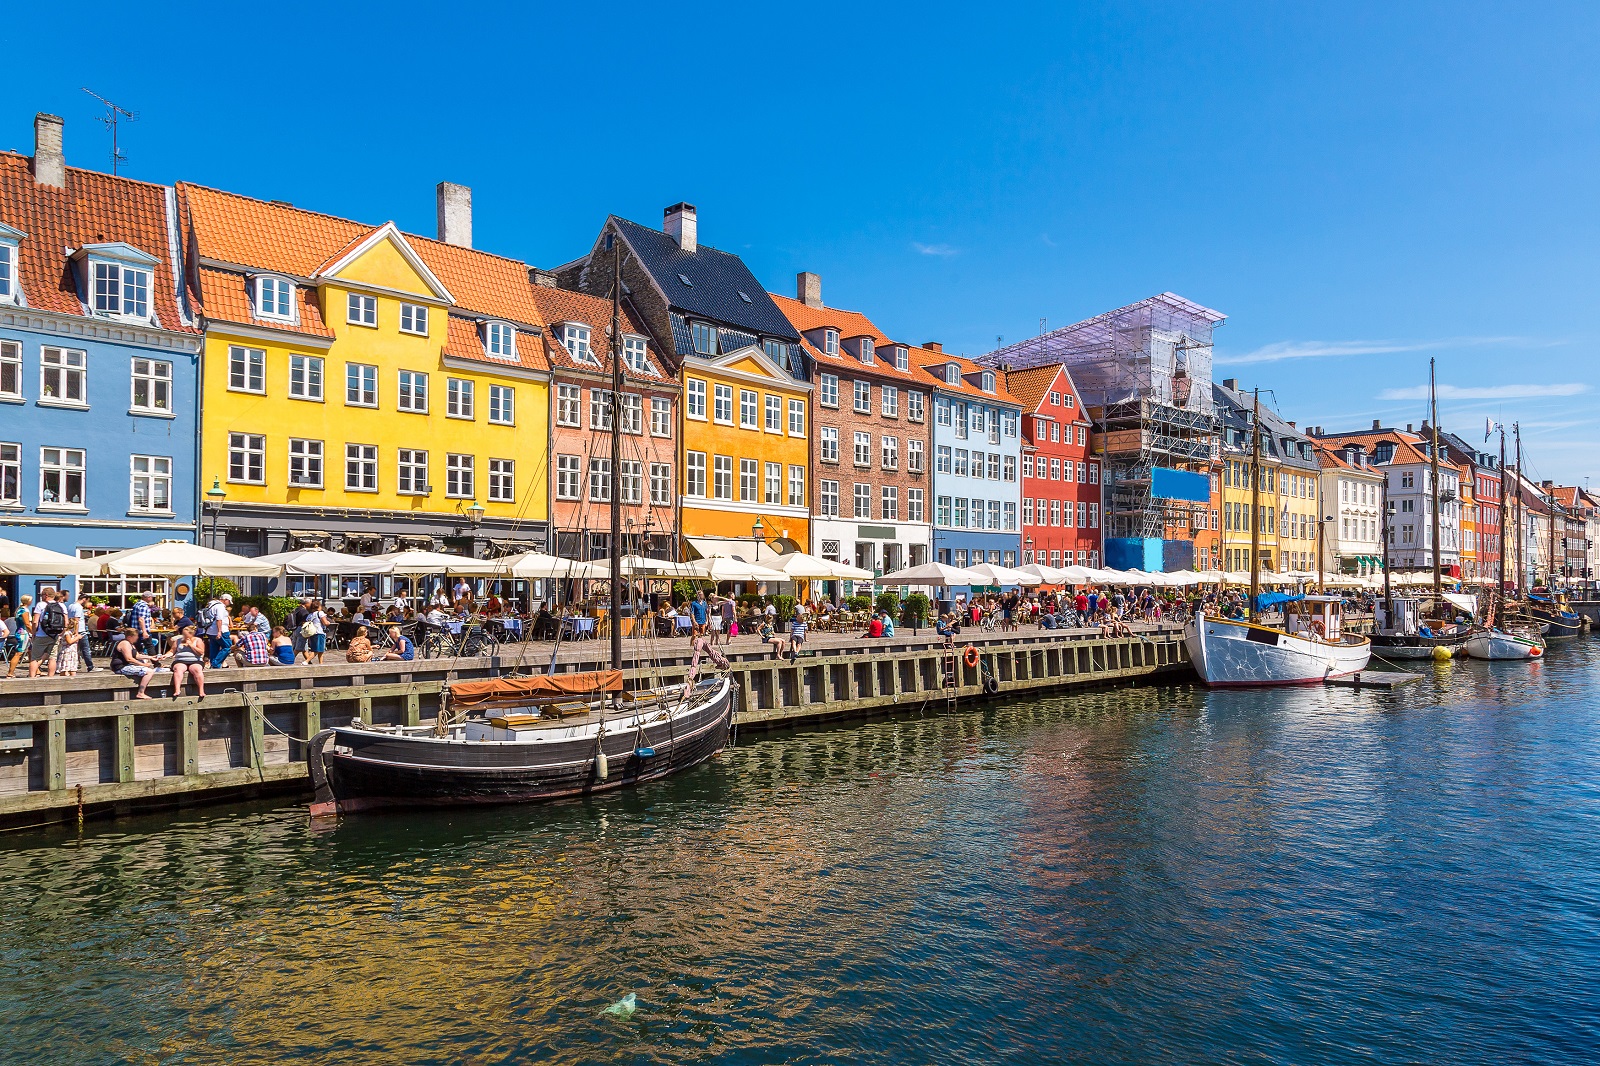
[1548,471,1557,588]
[608,232,624,672]
[1496,427,1507,605]
[1429,357,1443,601]
[1248,388,1262,620]
[1513,422,1524,595]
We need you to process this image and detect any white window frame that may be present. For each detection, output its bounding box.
[256,275,294,321]
[345,443,378,493]
[91,260,151,319]
[397,370,428,413]
[0,442,18,505]
[821,427,839,463]
[399,302,429,336]
[446,377,475,420]
[227,346,265,395]
[764,461,782,505]
[712,384,734,425]
[881,484,898,521]
[788,398,805,437]
[712,455,732,500]
[556,454,581,500]
[39,446,87,509]
[882,435,899,471]
[881,385,898,417]
[622,334,648,373]
[347,292,377,327]
[820,480,839,517]
[649,463,672,505]
[859,337,875,365]
[739,388,758,429]
[907,487,924,522]
[485,321,517,360]
[590,388,614,431]
[823,329,839,356]
[287,438,324,488]
[740,458,758,502]
[650,396,672,437]
[854,483,872,519]
[0,243,15,302]
[620,460,642,504]
[854,431,872,467]
[288,354,324,402]
[820,374,839,408]
[936,446,951,474]
[562,323,595,364]
[228,432,266,485]
[130,357,172,414]
[129,454,172,513]
[686,451,707,497]
[398,449,428,495]
[788,464,804,507]
[488,384,515,425]
[446,453,475,499]
[894,346,908,371]
[488,458,515,503]
[686,379,707,420]
[345,362,377,407]
[37,346,88,407]
[556,384,581,426]
[853,380,871,414]
[908,438,924,473]
[908,391,925,422]
[765,393,783,433]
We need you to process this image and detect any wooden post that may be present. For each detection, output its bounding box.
[46,714,66,791]
[404,692,420,727]
[116,713,135,783]
[181,706,199,776]
[248,701,265,770]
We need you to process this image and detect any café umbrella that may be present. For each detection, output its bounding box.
[0,537,98,577]
[253,547,393,576]
[91,540,282,578]
[770,551,872,580]
[877,561,985,586]
[964,562,1041,587]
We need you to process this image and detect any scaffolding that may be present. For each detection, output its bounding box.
[983,293,1225,539]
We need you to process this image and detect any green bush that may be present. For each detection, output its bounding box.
[874,591,901,616]
[671,579,713,604]
[771,594,797,623]
[902,592,931,626]
[845,595,872,612]
[194,576,240,604]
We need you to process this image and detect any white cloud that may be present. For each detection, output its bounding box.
[1377,383,1589,401]
[1216,335,1525,366]
[911,242,957,257]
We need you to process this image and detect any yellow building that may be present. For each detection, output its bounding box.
[179,183,550,562]
[679,345,811,558]
[1216,381,1321,575]
[1220,454,1281,573]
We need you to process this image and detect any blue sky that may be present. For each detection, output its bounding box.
[5,1,1596,483]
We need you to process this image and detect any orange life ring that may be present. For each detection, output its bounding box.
[962,645,980,669]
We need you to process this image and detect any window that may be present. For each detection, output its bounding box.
[1089,462,1099,485]
[944,364,961,386]
[686,452,706,496]
[92,261,150,318]
[894,346,909,371]
[740,389,758,428]
[1077,501,1088,527]
[130,358,171,412]
[740,458,758,502]
[1050,458,1061,480]
[619,393,642,434]
[859,337,875,364]
[620,460,642,504]
[347,292,377,326]
[397,371,428,412]
[0,340,20,400]
[853,380,871,414]
[556,454,580,499]
[228,433,265,484]
[622,335,648,372]
[789,465,805,507]
[590,389,614,430]
[256,276,293,319]
[691,321,718,355]
[954,497,967,527]
[287,439,323,487]
[0,443,16,504]
[954,449,969,477]
[562,323,594,363]
[988,501,1001,530]
[823,329,839,356]
[1065,393,1075,409]
[986,453,1000,479]
[789,399,805,436]
[937,496,951,525]
[936,445,951,474]
[821,480,839,517]
[488,384,515,425]
[346,444,378,492]
[954,403,968,439]
[881,385,898,417]
[686,379,706,419]
[444,377,474,419]
[1089,503,1099,528]
[908,439,924,473]
[650,463,672,505]
[1004,502,1016,531]
[129,455,171,512]
[1076,461,1086,483]
[1022,454,1034,478]
[980,371,994,392]
[224,345,266,396]
[1050,422,1060,443]
[713,455,732,499]
[988,410,1000,444]
[820,374,839,408]
[882,436,899,470]
[908,488,924,522]
[1076,426,1086,446]
[587,457,612,502]
[485,322,516,359]
[289,355,324,401]
[556,384,581,426]
[854,483,872,518]
[40,447,86,507]
[1023,498,1034,525]
[651,396,672,436]
[399,303,429,336]
[821,427,839,463]
[765,461,782,504]
[907,391,925,422]
[489,458,515,503]
[881,485,898,520]
[346,363,377,407]
[765,393,783,433]
[398,449,428,494]
[713,384,733,424]
[854,431,872,466]
[1003,456,1016,482]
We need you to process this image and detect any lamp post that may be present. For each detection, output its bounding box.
[1382,496,1396,613]
[205,477,227,549]
[751,518,764,564]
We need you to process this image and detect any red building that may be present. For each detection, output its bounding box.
[1008,364,1101,568]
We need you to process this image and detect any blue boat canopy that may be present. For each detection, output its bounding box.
[1254,592,1305,610]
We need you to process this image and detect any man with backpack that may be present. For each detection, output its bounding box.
[203,592,234,669]
[28,589,68,679]
[69,592,96,672]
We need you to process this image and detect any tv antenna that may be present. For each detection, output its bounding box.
[81,88,137,174]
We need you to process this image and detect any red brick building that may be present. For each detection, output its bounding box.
[1008,364,1102,569]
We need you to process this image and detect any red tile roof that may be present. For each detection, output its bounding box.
[910,347,1021,405]
[530,285,672,385]
[768,292,928,387]
[1004,364,1088,419]
[0,152,195,333]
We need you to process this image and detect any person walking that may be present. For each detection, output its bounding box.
[689,590,709,638]
[203,592,234,669]
[56,603,82,677]
[2,597,28,678]
[290,595,313,661]
[69,593,96,671]
[28,589,67,679]
[131,591,157,655]
[301,599,328,665]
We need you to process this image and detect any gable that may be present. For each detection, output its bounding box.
[316,224,454,304]
[698,344,809,391]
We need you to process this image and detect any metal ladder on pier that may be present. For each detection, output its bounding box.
[941,650,960,709]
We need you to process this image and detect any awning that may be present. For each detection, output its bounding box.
[484,538,532,559]
[288,530,330,545]
[396,534,436,549]
[685,536,758,564]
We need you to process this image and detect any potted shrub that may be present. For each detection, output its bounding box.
[846,595,872,613]
[771,594,797,632]
[902,592,931,632]
[874,591,900,617]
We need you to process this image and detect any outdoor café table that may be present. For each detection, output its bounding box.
[561,616,597,641]
[673,614,692,635]
[491,617,523,639]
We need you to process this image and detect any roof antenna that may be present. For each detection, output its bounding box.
[81,88,136,174]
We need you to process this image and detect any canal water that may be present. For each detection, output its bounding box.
[2,645,1598,1065]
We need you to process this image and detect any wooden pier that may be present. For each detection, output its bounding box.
[0,628,1189,830]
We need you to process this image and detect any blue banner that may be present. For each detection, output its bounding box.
[1150,466,1211,503]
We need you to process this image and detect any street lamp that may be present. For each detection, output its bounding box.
[1382,497,1396,612]
[205,477,227,548]
[751,518,765,563]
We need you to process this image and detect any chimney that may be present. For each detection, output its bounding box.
[527,267,556,288]
[1372,419,1381,430]
[1406,423,1413,433]
[664,202,696,253]
[32,113,65,189]
[1221,377,1238,390]
[924,341,942,353]
[797,271,822,308]
[436,182,472,248]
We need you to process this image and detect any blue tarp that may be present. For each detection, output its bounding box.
[1254,592,1305,611]
[1151,467,1211,503]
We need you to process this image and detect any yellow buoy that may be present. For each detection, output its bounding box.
[1432,644,1454,662]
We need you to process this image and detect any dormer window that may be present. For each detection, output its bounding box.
[0,225,19,301]
[91,261,150,318]
[256,276,294,320]
[761,337,789,367]
[622,334,648,373]
[893,345,908,371]
[981,371,995,393]
[691,321,718,356]
[484,321,517,360]
[560,323,593,363]
[823,329,839,356]
[859,338,875,365]
[944,364,961,386]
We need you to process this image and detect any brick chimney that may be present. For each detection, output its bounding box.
[797,271,822,308]
[32,113,64,189]
[436,182,472,248]
[1221,378,1238,390]
[664,202,696,253]
[1372,419,1381,430]
[527,267,556,288]
[924,341,942,353]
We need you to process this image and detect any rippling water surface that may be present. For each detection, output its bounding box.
[3,643,1599,1065]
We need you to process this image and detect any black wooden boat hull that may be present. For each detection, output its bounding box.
[1369,629,1472,659]
[1529,608,1583,640]
[308,680,734,816]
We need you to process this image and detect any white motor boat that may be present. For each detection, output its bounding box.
[1462,628,1545,661]
[1185,595,1372,686]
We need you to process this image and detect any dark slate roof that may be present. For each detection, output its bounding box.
[611,215,799,341]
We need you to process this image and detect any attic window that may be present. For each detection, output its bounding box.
[91,261,151,319]
[561,323,594,363]
[0,243,15,301]
[737,290,752,303]
[893,345,908,371]
[944,364,960,386]
[484,321,517,360]
[823,329,839,356]
[859,338,875,365]
[255,276,294,321]
[981,371,995,393]
[677,273,693,287]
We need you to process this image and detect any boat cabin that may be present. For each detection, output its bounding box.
[1285,594,1346,642]
[1376,597,1421,637]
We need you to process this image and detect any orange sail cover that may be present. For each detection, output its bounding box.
[448,671,623,707]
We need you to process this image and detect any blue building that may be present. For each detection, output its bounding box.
[0,115,202,608]
[917,350,1022,593]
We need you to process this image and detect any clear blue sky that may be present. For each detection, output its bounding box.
[6,1,1596,483]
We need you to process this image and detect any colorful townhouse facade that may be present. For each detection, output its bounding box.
[924,350,1023,584]
[1007,363,1101,569]
[536,282,680,561]
[559,205,808,561]
[1214,382,1282,573]
[1440,430,1502,586]
[1313,439,1386,576]
[770,274,932,577]
[0,115,203,608]
[1311,422,1461,577]
[178,181,551,565]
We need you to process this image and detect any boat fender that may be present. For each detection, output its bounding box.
[595,746,609,781]
[983,676,999,696]
[1431,645,1454,662]
[306,729,340,812]
[1529,647,1542,658]
[962,645,980,669]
